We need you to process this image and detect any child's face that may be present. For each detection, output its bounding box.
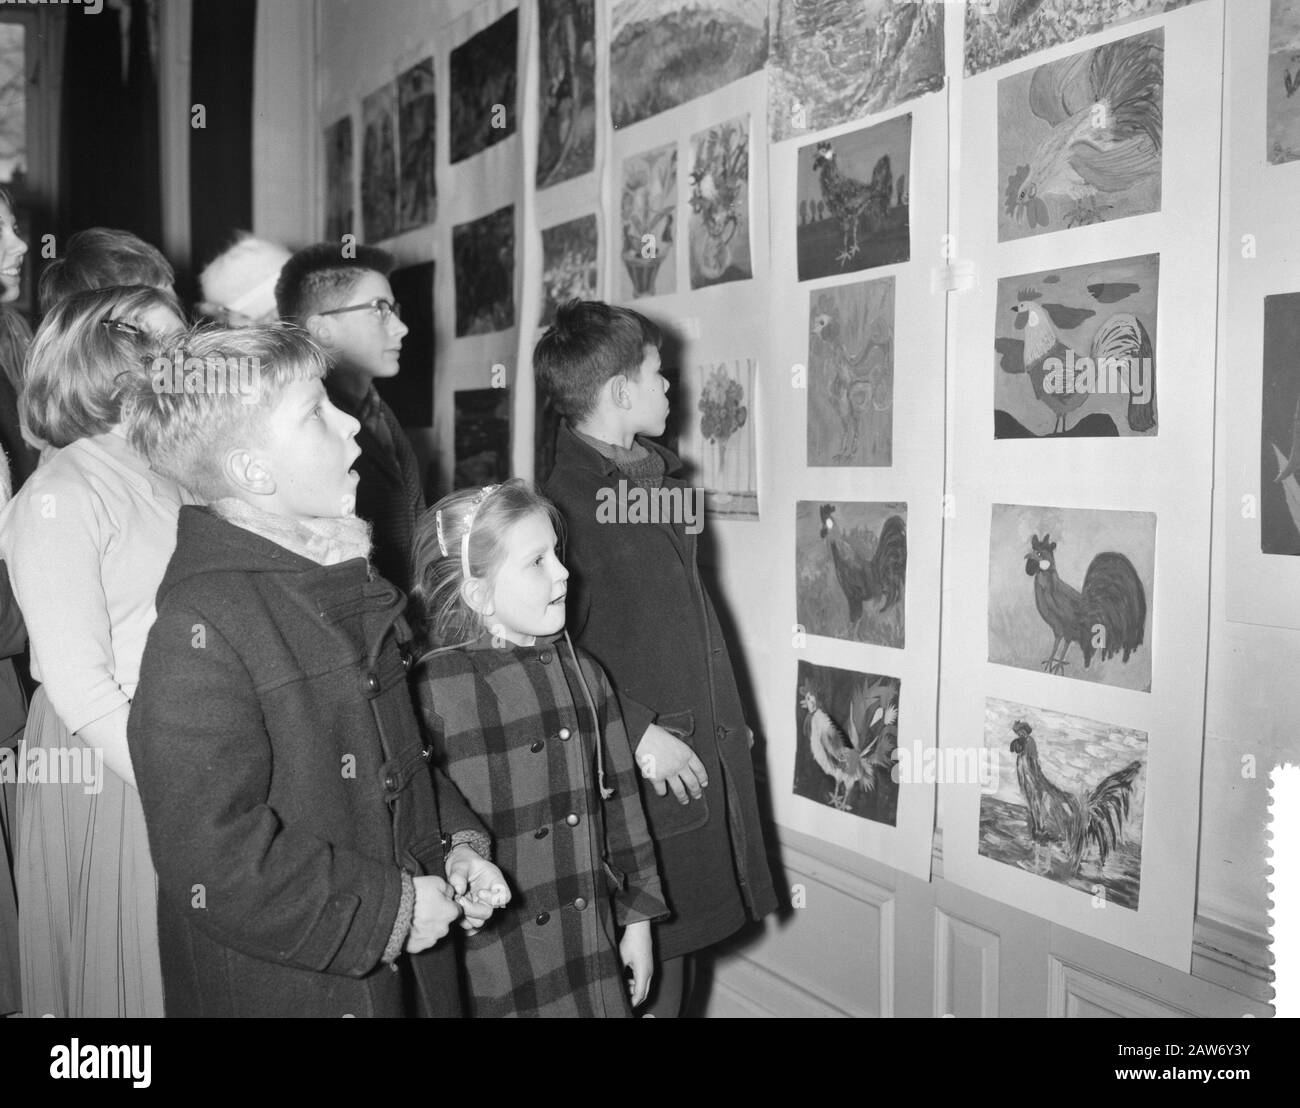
[317,271,408,381]
[484,512,569,646]
[254,377,362,520]
[624,344,670,437]
[0,202,25,304]
[129,303,186,339]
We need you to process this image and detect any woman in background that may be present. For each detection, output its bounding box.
[0,284,188,1017]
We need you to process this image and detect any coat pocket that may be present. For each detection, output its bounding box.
[640,708,709,841]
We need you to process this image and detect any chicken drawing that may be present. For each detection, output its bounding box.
[811,307,892,463]
[1007,287,1156,434]
[1007,34,1162,230]
[812,141,893,266]
[820,505,906,629]
[800,679,898,811]
[1009,719,1141,876]
[1024,532,1146,676]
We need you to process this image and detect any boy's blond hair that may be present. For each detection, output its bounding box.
[121,323,326,501]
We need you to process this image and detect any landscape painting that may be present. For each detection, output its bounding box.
[540,214,598,327]
[1269,0,1300,164]
[796,500,906,649]
[450,9,518,164]
[768,0,944,142]
[998,30,1163,242]
[361,82,398,242]
[696,357,757,520]
[323,115,353,242]
[537,0,596,188]
[454,388,511,489]
[453,205,515,337]
[688,115,752,289]
[980,697,1146,911]
[619,142,677,301]
[1261,292,1300,555]
[794,659,900,826]
[994,254,1159,438]
[796,114,910,281]
[610,0,768,129]
[988,504,1156,692]
[965,0,1201,76]
[807,276,894,466]
[397,58,436,232]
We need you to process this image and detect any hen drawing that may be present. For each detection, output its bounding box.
[1008,34,1163,230]
[1009,719,1140,877]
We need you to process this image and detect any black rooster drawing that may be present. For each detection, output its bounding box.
[811,141,893,266]
[1024,532,1146,676]
[819,506,906,628]
[1286,65,1300,98]
[1010,719,1141,877]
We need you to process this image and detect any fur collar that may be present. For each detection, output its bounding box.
[209,498,372,567]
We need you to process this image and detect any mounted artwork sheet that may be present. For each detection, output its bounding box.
[396,58,436,232]
[361,81,399,242]
[1226,2,1300,628]
[536,0,596,188]
[760,63,947,881]
[450,8,518,164]
[940,2,1224,969]
[323,116,353,241]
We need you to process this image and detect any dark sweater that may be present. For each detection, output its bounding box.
[128,506,481,1017]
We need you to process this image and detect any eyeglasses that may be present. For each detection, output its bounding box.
[101,319,144,336]
[318,298,401,324]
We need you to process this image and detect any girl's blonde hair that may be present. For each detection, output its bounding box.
[411,478,565,650]
[20,284,183,449]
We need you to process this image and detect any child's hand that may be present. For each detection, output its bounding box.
[636,724,708,804]
[619,920,654,1008]
[445,844,511,932]
[408,875,462,953]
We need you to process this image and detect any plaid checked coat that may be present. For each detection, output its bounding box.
[418,634,667,1018]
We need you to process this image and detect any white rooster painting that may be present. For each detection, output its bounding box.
[794,660,900,825]
[997,29,1164,242]
[980,697,1146,910]
[993,253,1158,438]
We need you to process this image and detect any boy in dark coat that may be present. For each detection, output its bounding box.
[275,243,424,593]
[124,326,508,1017]
[535,300,778,1016]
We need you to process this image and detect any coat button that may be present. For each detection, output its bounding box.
[557,727,571,741]
[401,653,412,671]
[534,827,549,839]
[539,650,552,664]
[573,897,588,911]
[362,672,380,695]
[530,739,544,753]
[565,813,580,827]
[420,745,432,761]
[384,774,397,791]
[535,912,550,926]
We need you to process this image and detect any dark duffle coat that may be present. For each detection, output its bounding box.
[544,423,778,960]
[417,633,667,1017]
[128,506,483,1018]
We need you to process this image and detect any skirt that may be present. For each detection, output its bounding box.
[14,688,164,1017]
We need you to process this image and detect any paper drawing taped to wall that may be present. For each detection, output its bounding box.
[994,254,1159,438]
[361,82,398,242]
[998,29,1163,242]
[537,0,596,188]
[620,142,677,301]
[768,0,944,141]
[692,357,757,520]
[610,0,767,129]
[1261,292,1300,555]
[794,659,900,826]
[1269,1,1300,164]
[796,501,906,649]
[988,504,1155,692]
[450,10,518,164]
[980,698,1145,910]
[397,58,436,232]
[452,205,515,337]
[540,214,598,327]
[688,115,752,289]
[323,116,353,242]
[807,276,893,466]
[796,114,910,281]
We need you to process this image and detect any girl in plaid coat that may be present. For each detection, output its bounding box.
[412,480,668,1017]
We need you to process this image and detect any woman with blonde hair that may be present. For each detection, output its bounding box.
[0,283,189,1017]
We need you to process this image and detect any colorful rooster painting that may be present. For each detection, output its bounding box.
[998,29,1164,240]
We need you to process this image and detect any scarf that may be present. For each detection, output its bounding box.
[209,498,373,567]
[573,428,667,489]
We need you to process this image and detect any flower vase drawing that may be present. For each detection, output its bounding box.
[620,142,677,300]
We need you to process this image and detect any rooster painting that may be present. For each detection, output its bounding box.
[980,698,1146,909]
[812,141,893,265]
[998,29,1163,240]
[989,505,1155,692]
[795,662,899,824]
[810,300,893,464]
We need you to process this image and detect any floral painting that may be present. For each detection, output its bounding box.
[540,214,598,327]
[619,142,677,301]
[688,115,752,289]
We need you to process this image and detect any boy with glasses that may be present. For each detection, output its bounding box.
[276,243,423,591]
